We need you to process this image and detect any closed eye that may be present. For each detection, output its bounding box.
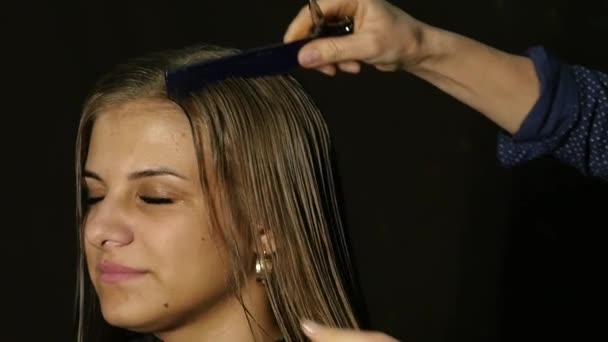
[140,196,174,205]
[86,196,104,206]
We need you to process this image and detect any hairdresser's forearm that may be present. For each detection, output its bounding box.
[409,26,540,134]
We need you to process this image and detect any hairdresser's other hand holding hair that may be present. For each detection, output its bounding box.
[301,320,400,342]
[283,0,428,75]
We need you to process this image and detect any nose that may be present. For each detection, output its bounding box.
[84,194,135,250]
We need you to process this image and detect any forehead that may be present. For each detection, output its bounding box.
[85,98,197,175]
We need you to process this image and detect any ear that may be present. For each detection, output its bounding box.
[256,227,277,254]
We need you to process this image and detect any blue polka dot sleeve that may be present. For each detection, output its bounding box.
[497,46,608,180]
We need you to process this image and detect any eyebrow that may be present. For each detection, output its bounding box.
[83,167,188,182]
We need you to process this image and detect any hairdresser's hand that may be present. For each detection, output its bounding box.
[283,0,432,75]
[300,320,400,342]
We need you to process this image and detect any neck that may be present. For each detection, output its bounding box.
[155,277,282,342]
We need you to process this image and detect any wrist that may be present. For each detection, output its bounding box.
[403,23,450,75]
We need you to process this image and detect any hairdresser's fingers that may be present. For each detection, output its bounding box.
[338,61,362,74]
[301,320,400,342]
[316,62,360,76]
[285,0,429,73]
[284,4,314,42]
[298,32,379,68]
[375,62,401,72]
[284,0,360,43]
[318,64,338,76]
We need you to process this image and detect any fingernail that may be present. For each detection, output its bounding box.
[300,319,320,336]
[300,49,320,66]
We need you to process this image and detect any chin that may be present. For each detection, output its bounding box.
[99,299,167,332]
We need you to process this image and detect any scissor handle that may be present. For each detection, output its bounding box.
[312,16,354,38]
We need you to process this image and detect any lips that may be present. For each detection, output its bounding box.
[98,260,148,283]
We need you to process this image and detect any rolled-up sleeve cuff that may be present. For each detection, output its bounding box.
[497,46,579,167]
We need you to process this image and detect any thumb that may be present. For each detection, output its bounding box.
[298,34,375,68]
[300,319,399,342]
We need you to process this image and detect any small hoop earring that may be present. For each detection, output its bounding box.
[255,252,273,284]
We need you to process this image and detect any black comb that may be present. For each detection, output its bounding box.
[165,17,353,101]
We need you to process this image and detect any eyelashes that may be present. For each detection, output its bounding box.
[139,196,174,205]
[84,195,175,206]
[86,196,103,206]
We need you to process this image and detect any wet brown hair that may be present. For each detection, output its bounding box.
[75,45,361,341]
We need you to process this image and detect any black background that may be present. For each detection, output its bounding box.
[4,0,607,341]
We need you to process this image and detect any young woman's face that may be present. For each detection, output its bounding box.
[83,98,233,332]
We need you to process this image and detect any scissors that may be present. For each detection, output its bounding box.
[165,0,354,101]
[308,0,353,37]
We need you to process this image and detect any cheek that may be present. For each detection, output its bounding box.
[83,235,97,273]
[149,213,232,297]
[82,233,105,298]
